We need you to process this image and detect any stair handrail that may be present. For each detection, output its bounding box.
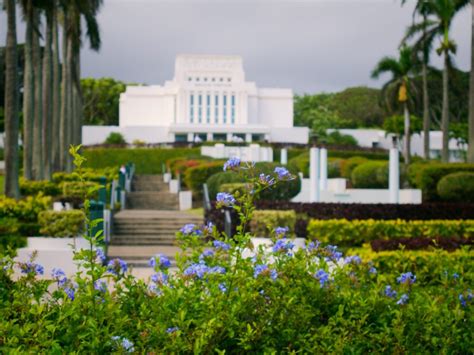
[224,210,232,238]
[203,183,211,211]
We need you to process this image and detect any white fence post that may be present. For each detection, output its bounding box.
[389,148,400,203]
[319,148,328,190]
[309,147,320,202]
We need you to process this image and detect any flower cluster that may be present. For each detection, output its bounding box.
[183,263,226,279]
[107,258,128,275]
[94,280,108,293]
[216,192,236,207]
[223,157,241,171]
[51,268,76,300]
[384,285,397,298]
[458,290,473,307]
[112,336,134,353]
[51,267,67,286]
[344,255,362,265]
[213,240,230,251]
[396,293,409,305]
[274,167,292,180]
[274,226,289,237]
[180,223,201,236]
[20,261,44,276]
[254,264,278,281]
[149,254,171,269]
[272,238,294,253]
[258,173,275,186]
[314,269,330,287]
[325,245,343,261]
[397,272,416,285]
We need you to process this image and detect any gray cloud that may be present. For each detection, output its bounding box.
[1,0,471,94]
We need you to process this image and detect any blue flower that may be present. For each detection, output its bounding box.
[254,264,277,280]
[396,293,409,305]
[203,222,214,234]
[216,192,236,207]
[274,167,292,180]
[314,269,330,287]
[326,245,343,260]
[184,263,210,279]
[64,286,75,300]
[272,238,294,253]
[213,240,230,251]
[167,327,179,334]
[305,240,320,251]
[21,262,44,276]
[51,268,67,286]
[199,249,215,261]
[218,283,227,293]
[96,248,106,263]
[209,266,226,274]
[180,223,197,235]
[259,173,275,186]
[149,254,171,269]
[274,226,289,237]
[384,285,397,298]
[369,266,377,274]
[151,272,169,285]
[94,280,108,293]
[344,255,362,265]
[112,336,134,353]
[223,157,241,171]
[452,273,460,280]
[397,272,416,285]
[459,294,467,307]
[107,258,128,275]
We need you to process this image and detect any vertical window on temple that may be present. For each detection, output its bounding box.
[206,94,211,123]
[223,94,227,124]
[215,94,219,123]
[198,94,202,123]
[189,93,194,123]
[231,94,235,124]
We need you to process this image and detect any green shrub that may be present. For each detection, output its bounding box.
[250,210,296,237]
[307,219,474,247]
[83,148,201,174]
[437,172,474,203]
[62,181,101,200]
[207,162,301,201]
[19,178,62,196]
[219,183,246,195]
[351,161,387,188]
[0,235,27,256]
[38,210,85,237]
[0,194,51,222]
[287,153,309,177]
[340,156,368,179]
[328,158,343,178]
[104,132,126,145]
[184,162,224,198]
[171,159,209,179]
[0,218,20,236]
[408,163,474,201]
[53,167,117,184]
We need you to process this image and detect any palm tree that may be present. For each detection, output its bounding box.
[31,8,43,179]
[372,46,419,165]
[402,0,432,159]
[404,0,467,162]
[468,0,474,163]
[51,1,61,172]
[19,0,35,180]
[4,0,20,198]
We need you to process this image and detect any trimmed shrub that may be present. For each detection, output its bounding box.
[62,181,101,200]
[287,153,342,178]
[0,218,20,236]
[370,236,473,252]
[249,210,296,237]
[306,219,474,247]
[340,156,368,179]
[83,148,201,174]
[437,172,474,203]
[184,161,224,198]
[38,210,85,237]
[206,162,301,201]
[408,163,474,201]
[104,132,126,145]
[351,161,387,188]
[172,159,208,179]
[53,167,117,184]
[19,178,62,196]
[0,235,27,256]
[328,158,343,178]
[220,183,246,195]
[0,194,52,222]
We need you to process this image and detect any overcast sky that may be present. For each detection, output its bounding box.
[1,0,471,94]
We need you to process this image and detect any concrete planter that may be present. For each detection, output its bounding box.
[179,191,192,210]
[163,173,172,183]
[15,237,94,277]
[169,179,180,194]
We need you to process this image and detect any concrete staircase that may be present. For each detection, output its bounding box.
[108,175,202,271]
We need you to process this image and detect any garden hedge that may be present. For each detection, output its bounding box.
[340,156,368,179]
[306,219,474,247]
[437,172,474,203]
[351,161,387,188]
[249,210,296,237]
[183,161,224,198]
[83,148,201,174]
[38,210,85,237]
[408,162,474,201]
[287,153,343,178]
[19,178,62,197]
[370,236,473,252]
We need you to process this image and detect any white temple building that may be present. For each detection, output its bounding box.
[82,55,309,145]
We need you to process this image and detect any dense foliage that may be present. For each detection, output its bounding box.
[38,210,85,238]
[351,161,388,188]
[250,210,296,237]
[104,132,127,145]
[1,155,473,352]
[437,172,474,203]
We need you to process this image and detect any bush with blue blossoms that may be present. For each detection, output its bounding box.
[0,148,473,353]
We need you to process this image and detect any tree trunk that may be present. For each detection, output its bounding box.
[32,10,43,180]
[4,0,20,198]
[66,34,74,172]
[22,1,34,180]
[468,0,474,163]
[404,102,411,165]
[51,4,61,172]
[60,14,69,171]
[422,17,430,160]
[441,52,450,163]
[74,51,83,146]
[42,9,53,180]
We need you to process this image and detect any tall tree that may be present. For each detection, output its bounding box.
[372,46,419,164]
[4,0,20,198]
[402,0,432,159]
[31,8,43,179]
[51,2,61,172]
[20,0,35,179]
[469,0,474,162]
[405,0,467,162]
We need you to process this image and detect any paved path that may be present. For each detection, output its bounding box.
[107,175,202,279]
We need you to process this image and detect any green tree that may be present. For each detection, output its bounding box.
[81,77,127,125]
[372,46,419,164]
[383,114,423,147]
[4,0,20,198]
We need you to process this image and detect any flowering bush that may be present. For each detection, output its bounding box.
[0,150,473,352]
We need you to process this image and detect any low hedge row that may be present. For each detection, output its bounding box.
[38,210,85,238]
[408,162,474,201]
[437,172,474,203]
[249,210,296,237]
[183,162,224,199]
[370,236,473,252]
[83,147,201,174]
[307,219,474,247]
